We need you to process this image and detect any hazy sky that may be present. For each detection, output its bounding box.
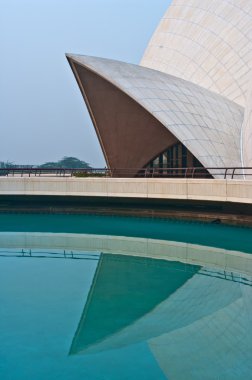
[1,0,170,166]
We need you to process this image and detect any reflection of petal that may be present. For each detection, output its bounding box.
[70,254,200,355]
[149,286,252,379]
[78,269,243,355]
[1,231,252,378]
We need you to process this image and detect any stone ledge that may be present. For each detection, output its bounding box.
[0,177,251,205]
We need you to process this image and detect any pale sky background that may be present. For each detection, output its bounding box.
[0,0,170,166]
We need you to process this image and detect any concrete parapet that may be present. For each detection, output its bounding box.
[0,177,251,204]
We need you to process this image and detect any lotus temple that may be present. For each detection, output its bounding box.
[1,2,252,380]
[1,0,252,221]
[66,0,252,179]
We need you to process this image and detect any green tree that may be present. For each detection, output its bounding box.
[58,156,91,169]
[39,157,91,169]
[39,161,59,168]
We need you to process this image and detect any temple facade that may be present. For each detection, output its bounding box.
[67,0,252,178]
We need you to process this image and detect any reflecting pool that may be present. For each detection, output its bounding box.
[0,214,252,379]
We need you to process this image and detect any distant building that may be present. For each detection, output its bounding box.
[67,0,252,178]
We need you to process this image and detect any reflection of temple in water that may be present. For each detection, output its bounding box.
[0,231,252,379]
[70,253,252,380]
[70,254,200,355]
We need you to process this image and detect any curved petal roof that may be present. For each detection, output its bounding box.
[242,75,252,167]
[67,54,243,174]
[141,0,252,107]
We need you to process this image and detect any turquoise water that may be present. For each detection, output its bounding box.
[0,213,252,252]
[0,214,252,379]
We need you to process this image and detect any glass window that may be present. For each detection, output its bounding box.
[144,142,211,178]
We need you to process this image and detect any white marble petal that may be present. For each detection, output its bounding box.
[141,0,252,108]
[67,54,244,177]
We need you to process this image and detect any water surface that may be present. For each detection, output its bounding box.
[1,214,252,379]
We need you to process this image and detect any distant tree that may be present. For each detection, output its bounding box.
[39,157,91,169]
[39,161,59,168]
[58,156,91,169]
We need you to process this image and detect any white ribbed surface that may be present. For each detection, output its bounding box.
[68,54,243,171]
[67,1,252,175]
[141,0,252,107]
[242,74,252,167]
